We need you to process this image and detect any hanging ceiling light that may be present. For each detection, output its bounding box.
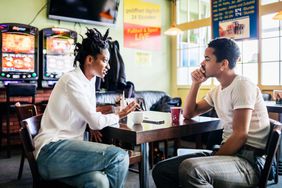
[164,24,183,36]
[273,11,282,20]
[164,0,183,36]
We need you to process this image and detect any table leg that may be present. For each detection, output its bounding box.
[140,142,149,188]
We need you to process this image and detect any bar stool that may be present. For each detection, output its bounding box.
[1,83,36,158]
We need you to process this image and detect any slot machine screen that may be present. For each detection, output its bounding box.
[2,33,35,73]
[45,36,75,78]
[0,23,38,87]
[46,36,74,54]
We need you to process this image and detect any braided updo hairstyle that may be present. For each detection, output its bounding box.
[74,28,111,70]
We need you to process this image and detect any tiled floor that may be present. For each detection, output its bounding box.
[0,147,281,188]
[0,148,155,188]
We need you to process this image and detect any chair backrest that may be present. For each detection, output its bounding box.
[19,115,75,188]
[19,115,42,186]
[262,93,272,101]
[259,119,282,188]
[6,83,37,104]
[15,103,38,125]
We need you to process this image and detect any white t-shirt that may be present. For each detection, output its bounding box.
[204,75,270,149]
[34,67,119,159]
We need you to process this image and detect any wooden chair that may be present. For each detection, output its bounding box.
[177,118,281,188]
[19,115,73,188]
[15,103,38,180]
[1,83,36,158]
[20,113,141,187]
[258,119,281,188]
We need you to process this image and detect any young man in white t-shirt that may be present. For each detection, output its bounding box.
[152,38,270,188]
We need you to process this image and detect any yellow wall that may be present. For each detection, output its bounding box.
[177,87,210,103]
[0,0,172,93]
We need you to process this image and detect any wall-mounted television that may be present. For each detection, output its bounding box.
[47,0,120,26]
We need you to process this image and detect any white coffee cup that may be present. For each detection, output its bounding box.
[132,111,144,124]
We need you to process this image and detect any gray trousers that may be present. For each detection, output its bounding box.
[152,150,263,188]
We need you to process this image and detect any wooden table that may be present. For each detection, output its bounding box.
[265,101,282,115]
[102,111,221,188]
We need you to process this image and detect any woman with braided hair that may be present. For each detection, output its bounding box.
[34,28,138,188]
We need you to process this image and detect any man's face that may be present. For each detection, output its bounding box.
[91,49,110,78]
[200,47,223,78]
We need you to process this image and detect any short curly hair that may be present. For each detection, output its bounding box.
[208,38,240,69]
[74,28,111,69]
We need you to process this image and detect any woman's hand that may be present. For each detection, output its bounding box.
[118,101,139,119]
[91,130,103,142]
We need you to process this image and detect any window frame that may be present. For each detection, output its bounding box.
[174,1,282,91]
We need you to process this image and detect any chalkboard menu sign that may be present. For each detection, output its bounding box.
[212,0,258,40]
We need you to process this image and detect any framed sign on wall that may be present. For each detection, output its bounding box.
[124,0,161,51]
[212,0,258,40]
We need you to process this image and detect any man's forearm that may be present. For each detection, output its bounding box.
[183,83,201,119]
[215,134,247,155]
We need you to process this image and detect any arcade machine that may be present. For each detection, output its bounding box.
[39,27,77,88]
[0,23,39,88]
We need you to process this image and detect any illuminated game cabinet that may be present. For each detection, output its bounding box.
[0,23,39,87]
[39,27,77,88]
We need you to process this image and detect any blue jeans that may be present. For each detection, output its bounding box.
[37,139,129,188]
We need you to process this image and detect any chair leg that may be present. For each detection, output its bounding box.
[138,162,141,188]
[195,134,203,149]
[0,111,2,154]
[173,138,180,156]
[275,147,280,184]
[164,140,168,159]
[275,172,278,184]
[6,108,11,158]
[149,142,154,168]
[17,147,25,180]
